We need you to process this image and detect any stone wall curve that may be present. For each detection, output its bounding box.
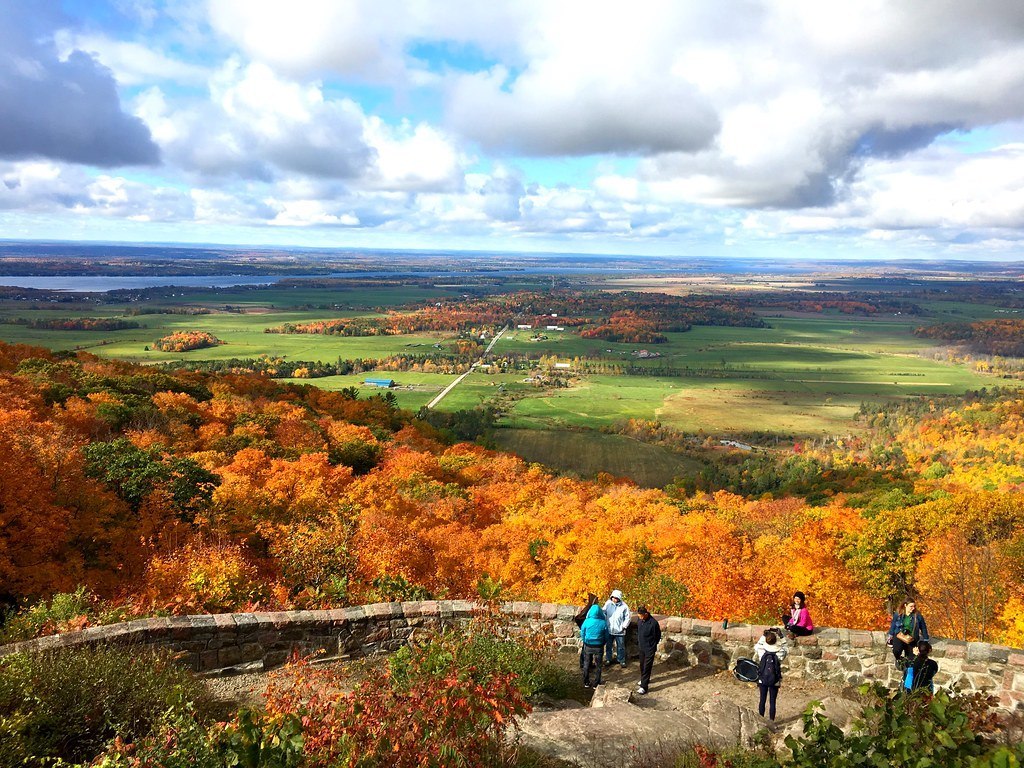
[2,602,1022,712]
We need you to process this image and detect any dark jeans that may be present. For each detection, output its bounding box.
[892,635,917,662]
[606,633,626,665]
[582,645,604,686]
[639,648,655,690]
[758,683,779,720]
[786,624,813,637]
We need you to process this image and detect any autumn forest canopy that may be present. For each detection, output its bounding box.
[3,330,1024,647]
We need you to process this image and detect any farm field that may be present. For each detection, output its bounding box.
[281,370,532,412]
[0,309,452,363]
[0,286,1014,439]
[492,428,702,487]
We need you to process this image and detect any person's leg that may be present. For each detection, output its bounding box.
[582,648,592,685]
[579,645,585,669]
[639,650,653,690]
[758,684,769,717]
[768,685,779,721]
[891,636,907,662]
[616,634,626,666]
[789,625,812,637]
[592,649,603,686]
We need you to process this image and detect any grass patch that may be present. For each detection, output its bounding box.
[493,428,701,487]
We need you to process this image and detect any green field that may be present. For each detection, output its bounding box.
[0,291,1014,441]
[280,370,533,412]
[492,428,702,487]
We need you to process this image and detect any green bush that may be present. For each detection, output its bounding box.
[0,645,208,766]
[389,624,574,701]
[93,707,304,768]
[0,587,94,643]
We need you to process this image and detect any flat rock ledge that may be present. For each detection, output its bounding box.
[519,686,766,763]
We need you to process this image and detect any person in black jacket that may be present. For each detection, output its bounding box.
[904,640,938,693]
[635,606,662,694]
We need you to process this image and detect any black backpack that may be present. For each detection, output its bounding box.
[758,651,781,686]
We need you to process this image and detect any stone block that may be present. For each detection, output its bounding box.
[540,602,560,620]
[662,617,682,633]
[967,642,993,663]
[554,621,575,638]
[850,631,873,648]
[199,650,219,669]
[1010,672,1024,693]
[1008,653,1024,667]
[726,625,756,643]
[262,651,289,670]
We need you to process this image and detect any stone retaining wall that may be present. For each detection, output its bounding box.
[2,602,1022,712]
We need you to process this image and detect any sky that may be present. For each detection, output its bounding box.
[2,1,1024,260]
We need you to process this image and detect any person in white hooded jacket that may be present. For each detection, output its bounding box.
[754,629,789,721]
[603,589,631,667]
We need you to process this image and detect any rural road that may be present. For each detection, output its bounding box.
[425,328,505,409]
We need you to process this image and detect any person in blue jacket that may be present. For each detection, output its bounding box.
[888,599,929,670]
[580,604,609,688]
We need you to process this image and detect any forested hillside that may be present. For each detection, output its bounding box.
[2,341,1023,647]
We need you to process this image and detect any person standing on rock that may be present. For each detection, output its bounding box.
[574,592,599,670]
[604,589,631,668]
[755,629,788,721]
[580,604,609,688]
[635,606,661,694]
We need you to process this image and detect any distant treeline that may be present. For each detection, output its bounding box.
[0,317,140,331]
[914,319,1024,357]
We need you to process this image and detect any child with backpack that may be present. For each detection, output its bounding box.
[754,629,788,721]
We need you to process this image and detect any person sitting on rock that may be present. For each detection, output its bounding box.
[603,589,631,668]
[888,599,929,670]
[580,604,609,689]
[782,591,814,638]
[754,628,789,721]
[635,605,662,695]
[903,640,938,693]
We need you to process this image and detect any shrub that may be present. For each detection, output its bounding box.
[0,646,208,766]
[266,652,529,768]
[95,706,304,768]
[143,542,267,613]
[0,586,94,643]
[785,684,1021,768]
[388,615,574,702]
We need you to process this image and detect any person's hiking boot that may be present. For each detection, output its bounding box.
[636,687,647,695]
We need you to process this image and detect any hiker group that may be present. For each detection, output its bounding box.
[575,590,661,696]
[577,589,938,724]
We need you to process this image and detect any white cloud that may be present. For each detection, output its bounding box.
[54,31,210,86]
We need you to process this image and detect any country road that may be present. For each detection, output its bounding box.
[425,328,505,409]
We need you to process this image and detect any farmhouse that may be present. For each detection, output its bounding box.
[363,377,395,388]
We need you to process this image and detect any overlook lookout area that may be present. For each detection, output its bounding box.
[4,601,1023,716]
